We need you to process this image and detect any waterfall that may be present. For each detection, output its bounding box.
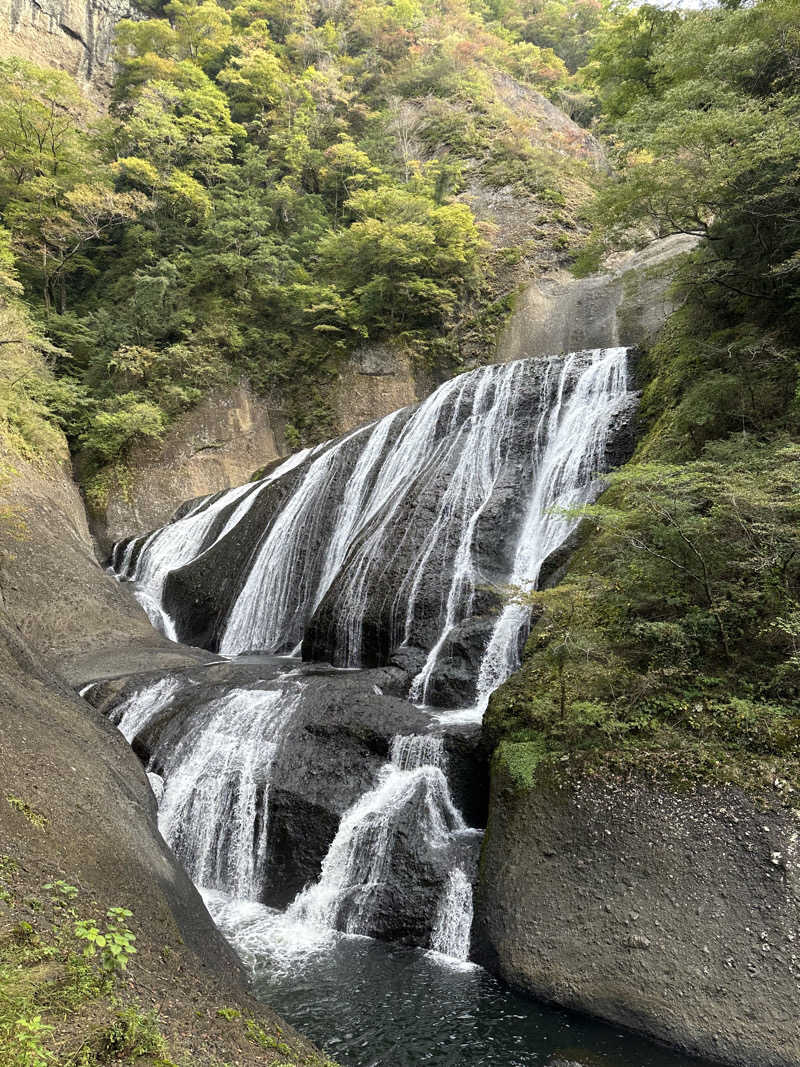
[112,349,635,686]
[109,676,181,743]
[110,448,315,640]
[430,868,473,960]
[475,346,630,706]
[288,734,468,948]
[101,346,637,973]
[309,410,403,615]
[156,685,304,899]
[406,361,528,703]
[325,371,482,665]
[219,427,373,655]
[114,484,254,638]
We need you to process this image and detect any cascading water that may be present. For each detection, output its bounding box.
[111,448,315,640]
[103,675,305,901]
[406,361,528,704]
[114,483,254,638]
[219,427,372,655]
[108,675,181,743]
[474,346,631,708]
[103,346,638,982]
[288,734,475,945]
[430,868,473,960]
[156,685,305,898]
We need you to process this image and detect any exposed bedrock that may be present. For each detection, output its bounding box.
[90,660,488,942]
[0,0,134,97]
[474,765,800,1067]
[496,234,700,364]
[93,383,288,552]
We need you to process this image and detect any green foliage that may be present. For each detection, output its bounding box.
[74,908,137,973]
[582,0,800,323]
[487,438,800,791]
[493,739,550,792]
[97,1007,170,1060]
[0,867,327,1067]
[78,396,167,461]
[43,882,78,902]
[13,1016,54,1067]
[0,0,602,470]
[245,1017,293,1055]
[485,0,800,796]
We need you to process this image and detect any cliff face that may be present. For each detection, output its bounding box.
[94,362,420,548]
[496,233,699,364]
[475,764,800,1067]
[0,441,213,681]
[0,0,134,95]
[95,383,288,548]
[0,425,331,1063]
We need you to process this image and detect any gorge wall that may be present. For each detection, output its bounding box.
[94,357,421,547]
[96,383,288,549]
[0,442,213,682]
[0,433,334,1061]
[496,233,699,364]
[475,767,800,1067]
[0,0,134,95]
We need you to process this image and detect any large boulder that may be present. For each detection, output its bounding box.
[475,760,800,1067]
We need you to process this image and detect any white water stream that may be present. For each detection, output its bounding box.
[474,346,630,711]
[113,448,315,640]
[288,735,472,940]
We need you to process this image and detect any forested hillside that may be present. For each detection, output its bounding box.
[488,0,800,794]
[0,0,605,503]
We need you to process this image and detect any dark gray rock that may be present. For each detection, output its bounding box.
[475,765,800,1067]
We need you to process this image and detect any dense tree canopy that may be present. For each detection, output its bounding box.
[0,0,613,477]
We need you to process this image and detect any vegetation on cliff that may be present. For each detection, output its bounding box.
[0,856,335,1066]
[488,0,800,795]
[0,0,606,484]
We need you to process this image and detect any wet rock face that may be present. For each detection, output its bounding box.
[90,660,488,942]
[496,234,699,365]
[475,767,800,1067]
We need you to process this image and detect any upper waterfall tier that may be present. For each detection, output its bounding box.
[112,349,637,707]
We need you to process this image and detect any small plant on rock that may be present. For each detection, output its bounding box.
[74,907,137,973]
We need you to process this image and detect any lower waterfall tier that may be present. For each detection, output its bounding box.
[88,658,486,949]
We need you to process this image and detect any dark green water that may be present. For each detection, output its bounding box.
[206,892,705,1067]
